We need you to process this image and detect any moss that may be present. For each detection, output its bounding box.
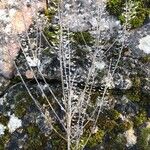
[132,76,141,88]
[50,124,67,150]
[45,0,59,21]
[129,15,146,28]
[107,0,150,28]
[72,31,94,46]
[26,124,40,137]
[98,117,117,132]
[140,55,150,64]
[0,115,9,126]
[14,91,32,118]
[137,127,150,150]
[25,124,48,149]
[126,90,141,102]
[133,110,147,127]
[43,25,59,46]
[90,92,100,105]
[107,109,120,120]
[0,129,10,149]
[44,0,60,47]
[106,0,124,16]
[45,7,57,21]
[10,76,21,85]
[119,2,147,28]
[87,129,105,148]
[111,134,126,150]
[116,121,132,132]
[50,136,67,150]
[79,121,105,149]
[75,48,89,58]
[125,75,141,102]
[14,101,28,118]
[79,129,105,149]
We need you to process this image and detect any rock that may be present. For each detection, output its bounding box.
[61,0,120,32]
[115,96,139,116]
[94,61,105,70]
[26,56,41,67]
[124,128,137,147]
[128,23,150,58]
[0,76,10,95]
[113,74,132,90]
[0,123,6,136]
[25,70,34,79]
[138,35,150,54]
[8,114,22,133]
[0,0,46,78]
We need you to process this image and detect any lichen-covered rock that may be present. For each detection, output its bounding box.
[138,35,150,54]
[0,0,46,78]
[0,76,10,95]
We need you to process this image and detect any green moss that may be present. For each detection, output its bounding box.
[137,127,150,150]
[119,1,147,28]
[132,76,141,88]
[133,110,147,127]
[45,0,59,21]
[43,25,59,46]
[87,129,105,148]
[98,117,117,132]
[72,32,94,46]
[140,55,150,64]
[107,0,150,28]
[25,124,48,149]
[75,48,89,58]
[44,0,60,47]
[14,101,27,118]
[0,115,9,126]
[78,121,105,149]
[0,129,10,149]
[49,124,67,150]
[14,91,32,118]
[125,75,142,102]
[107,109,120,120]
[10,76,21,85]
[126,90,141,102]
[26,124,40,137]
[116,121,132,132]
[45,7,57,21]
[106,0,124,16]
[111,134,126,150]
[129,15,146,28]
[51,136,67,150]
[79,129,104,149]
